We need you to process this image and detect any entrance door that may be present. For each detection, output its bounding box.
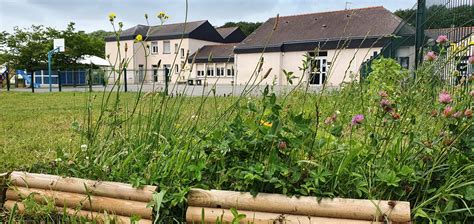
[309,57,327,85]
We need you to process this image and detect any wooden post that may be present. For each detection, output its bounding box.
[9,172,156,202]
[4,200,152,224]
[186,207,380,224]
[187,189,411,222]
[6,187,152,219]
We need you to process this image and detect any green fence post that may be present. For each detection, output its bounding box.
[58,69,62,92]
[415,0,426,69]
[123,68,128,92]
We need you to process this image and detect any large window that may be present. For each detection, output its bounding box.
[151,41,158,54]
[163,41,171,54]
[197,70,204,77]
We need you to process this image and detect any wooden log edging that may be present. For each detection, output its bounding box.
[4,200,152,224]
[186,206,381,224]
[9,171,156,202]
[6,187,152,219]
[0,172,10,206]
[187,188,411,222]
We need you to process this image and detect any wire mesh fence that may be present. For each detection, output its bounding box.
[361,0,473,90]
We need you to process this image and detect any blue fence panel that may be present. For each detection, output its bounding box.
[78,70,86,84]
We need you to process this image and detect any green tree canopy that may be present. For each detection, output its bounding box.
[0,22,106,71]
[220,21,263,36]
[395,5,474,29]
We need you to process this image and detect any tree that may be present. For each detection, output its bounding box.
[395,5,474,29]
[220,21,263,36]
[0,23,106,71]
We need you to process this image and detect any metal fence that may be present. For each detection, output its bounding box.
[361,0,473,87]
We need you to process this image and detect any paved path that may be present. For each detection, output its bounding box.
[1,84,330,96]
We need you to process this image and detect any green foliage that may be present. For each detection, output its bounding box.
[220,21,263,36]
[0,22,106,70]
[395,5,474,29]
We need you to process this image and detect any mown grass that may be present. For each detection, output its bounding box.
[0,92,136,172]
[0,92,237,172]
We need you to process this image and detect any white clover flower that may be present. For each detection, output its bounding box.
[335,110,341,114]
[54,158,62,162]
[80,144,88,152]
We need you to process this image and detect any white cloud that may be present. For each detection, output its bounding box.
[0,0,415,33]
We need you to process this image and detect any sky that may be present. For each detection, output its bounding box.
[0,0,415,33]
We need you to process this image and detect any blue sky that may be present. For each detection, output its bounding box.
[0,0,415,33]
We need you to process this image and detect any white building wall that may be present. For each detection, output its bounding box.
[105,40,136,84]
[190,62,236,85]
[105,38,224,84]
[235,47,382,86]
[234,52,282,85]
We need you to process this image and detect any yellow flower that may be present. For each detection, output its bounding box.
[108,12,117,22]
[260,120,272,127]
[135,34,143,42]
[469,41,474,46]
[157,12,170,20]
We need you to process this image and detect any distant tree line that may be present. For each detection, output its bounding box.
[0,21,261,71]
[220,21,263,36]
[0,22,110,71]
[395,5,474,29]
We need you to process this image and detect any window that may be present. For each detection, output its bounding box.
[207,67,214,77]
[308,55,327,85]
[181,48,185,58]
[174,43,179,54]
[197,70,204,77]
[398,57,409,69]
[151,41,158,54]
[217,67,224,77]
[175,64,179,73]
[163,41,171,54]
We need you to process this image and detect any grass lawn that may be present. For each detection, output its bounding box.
[0,92,131,172]
[0,91,235,172]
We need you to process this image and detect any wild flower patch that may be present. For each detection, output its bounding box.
[5,11,474,224]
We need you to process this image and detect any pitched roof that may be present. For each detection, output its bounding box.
[147,20,208,38]
[425,26,474,43]
[216,27,240,39]
[105,20,224,42]
[236,6,405,51]
[189,44,236,63]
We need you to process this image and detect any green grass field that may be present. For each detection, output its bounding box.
[0,92,130,172]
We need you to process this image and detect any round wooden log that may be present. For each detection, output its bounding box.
[6,187,152,219]
[186,206,381,224]
[9,171,156,202]
[187,189,411,222]
[4,200,152,224]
